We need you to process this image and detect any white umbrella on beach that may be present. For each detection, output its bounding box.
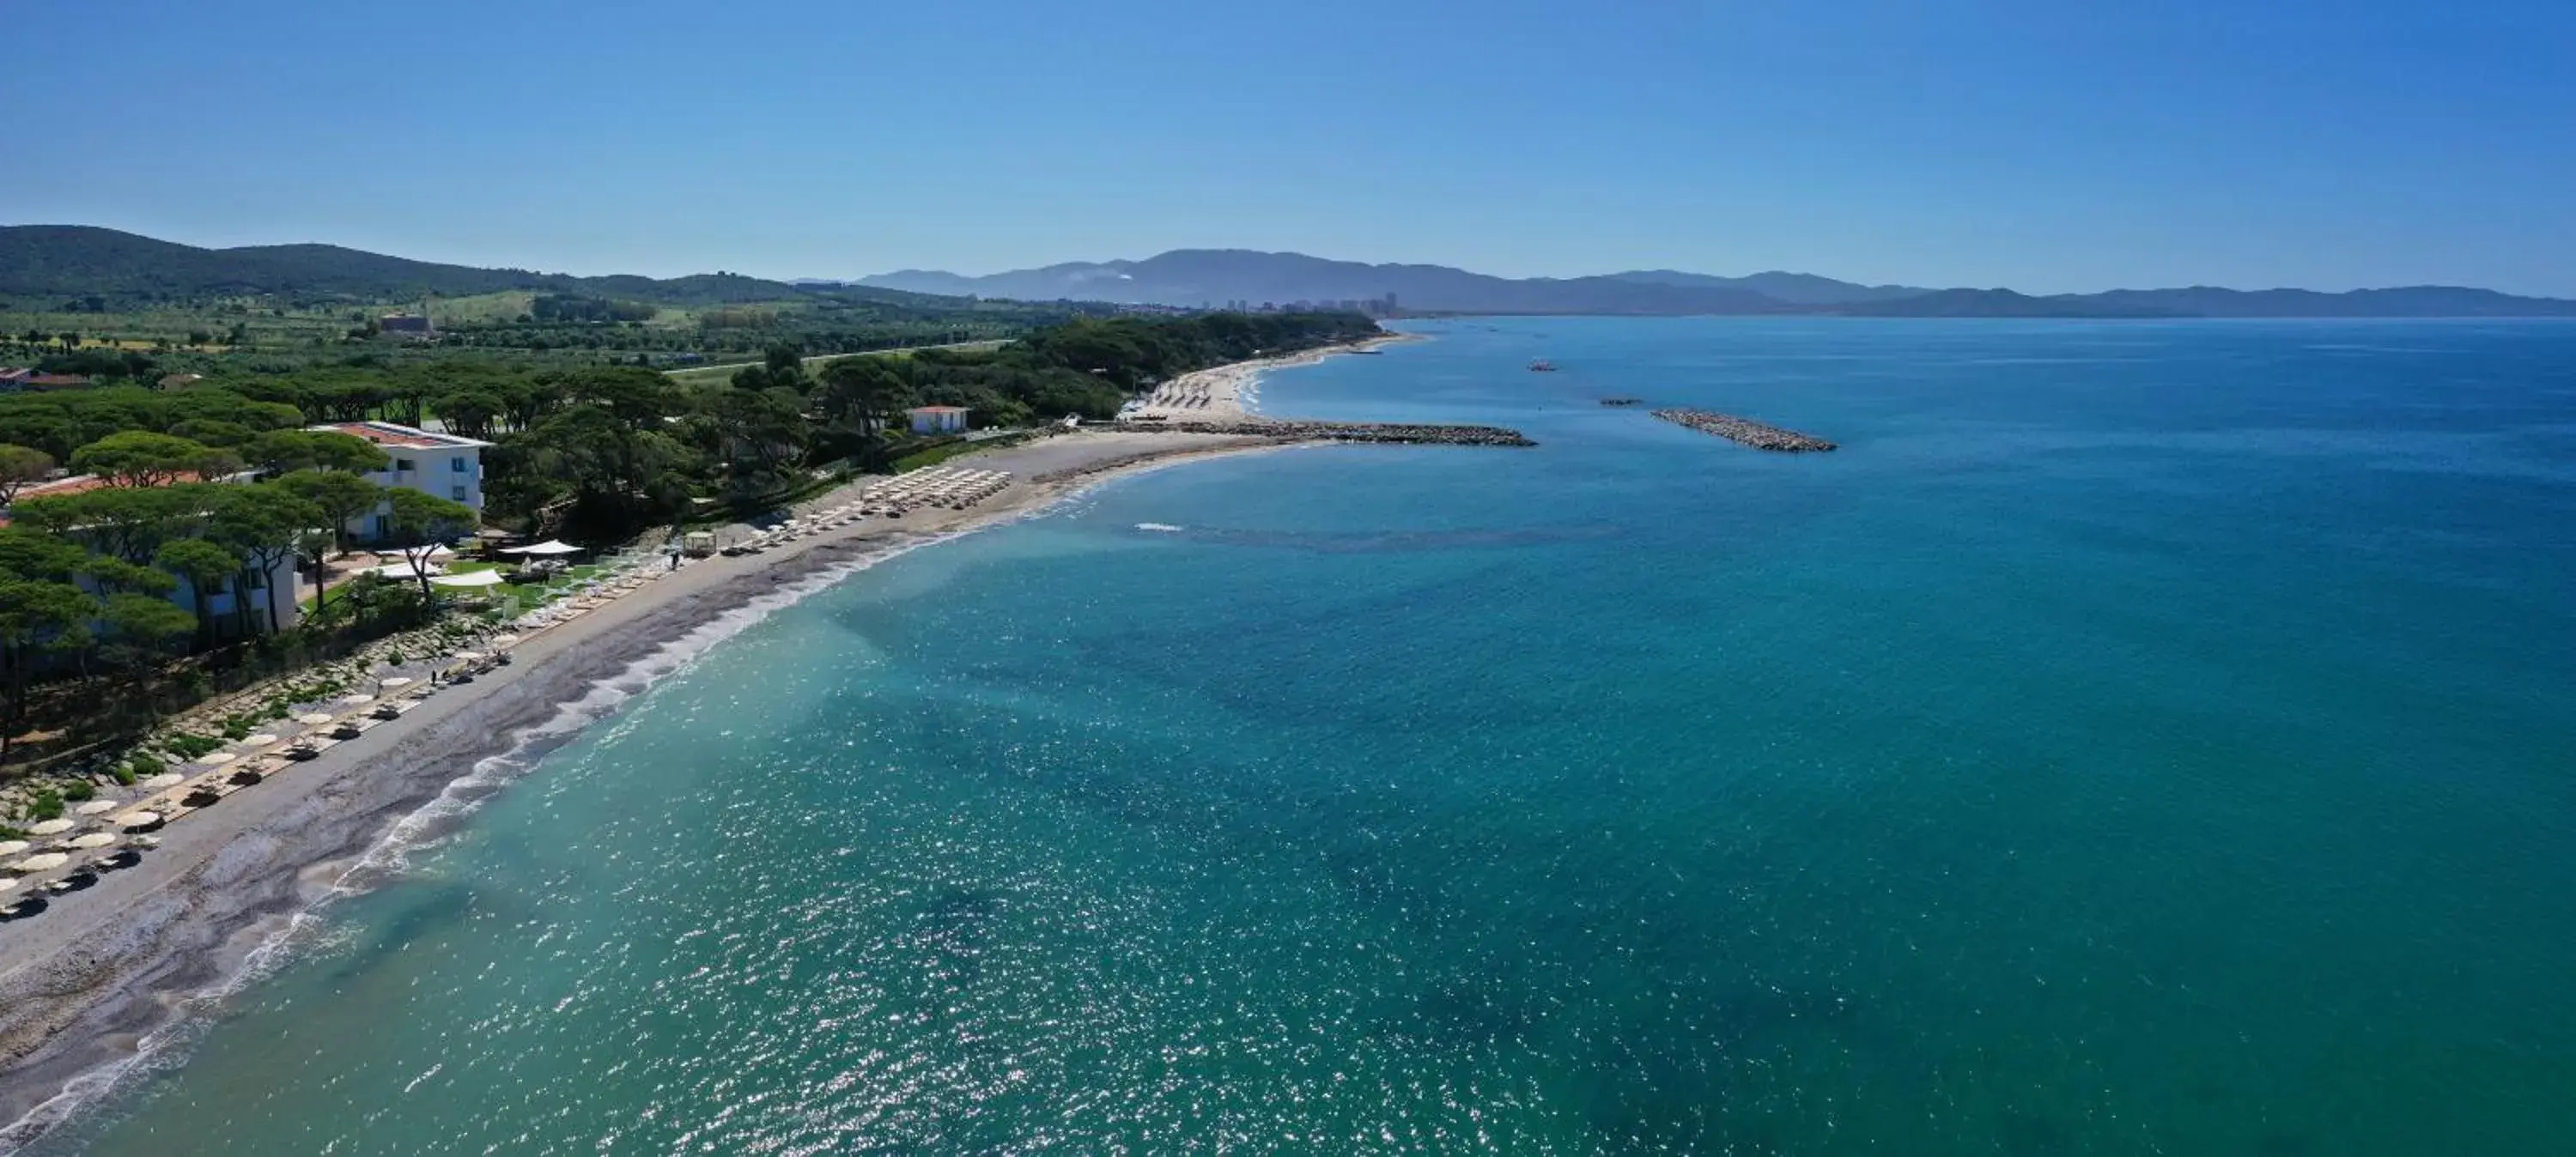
[338,694,376,705]
[504,540,582,556]
[297,713,337,725]
[27,820,75,837]
[114,811,161,829]
[68,833,117,850]
[75,800,118,816]
[142,772,185,790]
[0,841,26,859]
[380,676,414,688]
[240,734,278,748]
[197,752,237,766]
[7,853,70,873]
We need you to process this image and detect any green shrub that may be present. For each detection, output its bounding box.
[111,765,138,786]
[166,733,223,759]
[27,790,64,821]
[62,780,96,803]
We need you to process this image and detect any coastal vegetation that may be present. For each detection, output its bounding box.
[0,221,1392,805]
[0,225,1084,375]
[0,303,1379,788]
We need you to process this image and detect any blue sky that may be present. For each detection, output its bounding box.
[7,0,2573,294]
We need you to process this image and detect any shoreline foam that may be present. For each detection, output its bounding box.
[1126,332,1416,421]
[0,431,1290,1151]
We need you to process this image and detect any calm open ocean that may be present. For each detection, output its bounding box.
[36,318,2576,1154]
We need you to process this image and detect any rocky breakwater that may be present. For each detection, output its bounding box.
[1104,420,1535,447]
[1649,408,1837,452]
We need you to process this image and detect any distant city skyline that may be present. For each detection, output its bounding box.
[7,0,2573,295]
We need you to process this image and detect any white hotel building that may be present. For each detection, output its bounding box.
[308,421,493,541]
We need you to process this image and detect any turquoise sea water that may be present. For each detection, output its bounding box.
[33,318,2576,1154]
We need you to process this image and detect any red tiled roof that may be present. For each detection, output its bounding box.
[10,470,230,502]
[10,475,116,501]
[312,421,488,449]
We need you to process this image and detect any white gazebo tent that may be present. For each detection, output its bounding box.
[362,544,457,579]
[428,570,509,588]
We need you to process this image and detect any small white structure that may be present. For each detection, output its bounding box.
[308,421,492,540]
[905,406,969,435]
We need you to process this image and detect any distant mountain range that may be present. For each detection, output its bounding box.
[856,249,2576,318]
[8,226,2574,319]
[0,225,932,308]
[855,251,1824,313]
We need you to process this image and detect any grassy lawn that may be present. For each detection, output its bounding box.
[2,301,353,349]
[427,291,536,325]
[298,559,622,619]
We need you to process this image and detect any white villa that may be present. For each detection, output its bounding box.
[4,472,306,633]
[309,421,492,541]
[905,405,969,434]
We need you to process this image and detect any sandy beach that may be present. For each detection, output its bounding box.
[1124,333,1413,421]
[0,428,1285,1145]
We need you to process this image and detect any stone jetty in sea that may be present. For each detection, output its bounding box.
[1649,408,1836,452]
[1106,420,1535,447]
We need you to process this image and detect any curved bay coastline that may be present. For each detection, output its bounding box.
[0,422,1323,1148]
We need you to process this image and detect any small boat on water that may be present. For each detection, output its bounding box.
[1528,360,1558,372]
[1600,397,1643,407]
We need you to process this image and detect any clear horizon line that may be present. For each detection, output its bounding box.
[10,221,2573,300]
